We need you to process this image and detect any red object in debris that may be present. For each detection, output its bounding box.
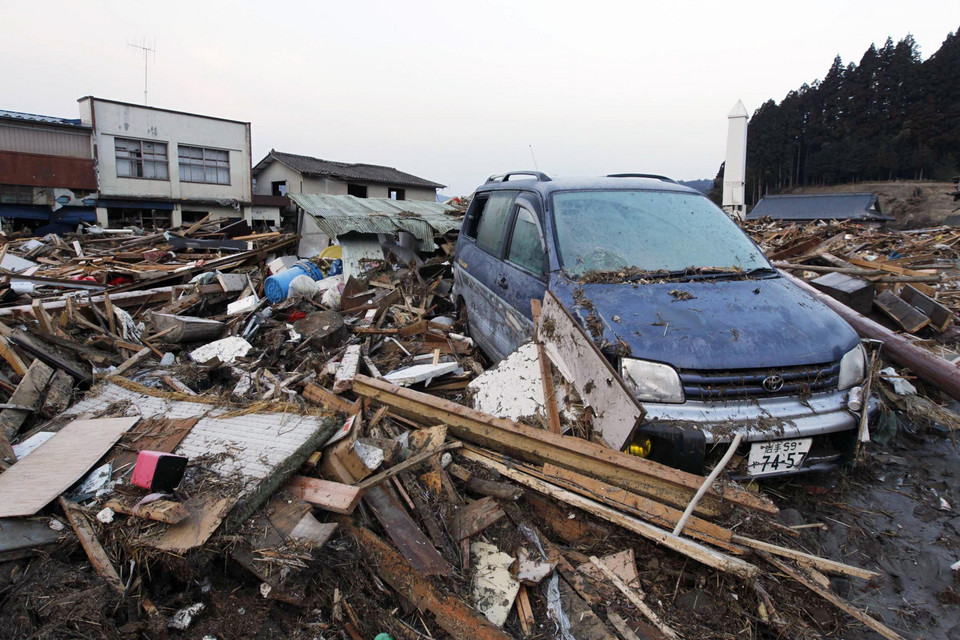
[71,275,98,282]
[131,450,188,492]
[107,276,132,286]
[288,310,307,322]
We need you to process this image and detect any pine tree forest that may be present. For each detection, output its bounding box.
[719,27,960,207]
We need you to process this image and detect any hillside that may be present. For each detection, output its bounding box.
[786,180,958,228]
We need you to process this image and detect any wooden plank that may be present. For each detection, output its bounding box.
[0,359,53,444]
[763,553,905,640]
[516,585,535,637]
[1,325,91,380]
[462,449,759,579]
[364,484,452,576]
[285,475,363,514]
[162,375,196,395]
[451,496,506,541]
[355,441,461,490]
[607,611,655,640]
[590,556,678,639]
[0,417,139,517]
[538,291,644,449]
[112,346,152,378]
[333,344,362,394]
[541,463,738,552]
[900,284,953,332]
[104,497,190,524]
[31,300,53,334]
[0,335,28,377]
[874,289,930,333]
[848,256,932,278]
[731,535,880,580]
[345,521,512,640]
[103,291,117,335]
[59,498,125,593]
[303,382,360,414]
[352,374,776,516]
[531,298,562,434]
[105,417,198,473]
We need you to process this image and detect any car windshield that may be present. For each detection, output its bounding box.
[551,190,771,280]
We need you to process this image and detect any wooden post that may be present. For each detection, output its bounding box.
[531,298,563,434]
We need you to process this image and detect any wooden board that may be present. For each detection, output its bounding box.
[875,289,930,333]
[364,484,452,576]
[899,284,953,332]
[352,374,776,517]
[285,475,363,514]
[333,345,362,394]
[451,496,506,541]
[538,291,644,450]
[105,417,199,474]
[0,417,139,518]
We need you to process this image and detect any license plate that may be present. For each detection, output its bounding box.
[746,438,812,477]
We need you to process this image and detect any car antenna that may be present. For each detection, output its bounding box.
[529,144,539,171]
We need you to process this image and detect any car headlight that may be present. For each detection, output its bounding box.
[838,344,866,390]
[620,358,684,403]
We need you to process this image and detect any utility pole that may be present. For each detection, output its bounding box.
[128,40,155,105]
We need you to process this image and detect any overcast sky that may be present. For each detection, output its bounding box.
[2,1,957,195]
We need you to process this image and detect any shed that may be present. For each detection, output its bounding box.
[288,193,461,257]
[746,193,893,222]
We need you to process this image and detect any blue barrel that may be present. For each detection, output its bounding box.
[264,261,325,303]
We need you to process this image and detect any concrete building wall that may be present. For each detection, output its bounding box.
[79,97,252,203]
[0,122,91,158]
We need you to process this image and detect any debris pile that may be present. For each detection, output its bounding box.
[0,215,941,640]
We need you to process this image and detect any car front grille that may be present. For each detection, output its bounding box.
[680,361,841,400]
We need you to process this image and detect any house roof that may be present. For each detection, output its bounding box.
[746,193,893,222]
[255,150,445,190]
[288,193,460,250]
[0,109,87,129]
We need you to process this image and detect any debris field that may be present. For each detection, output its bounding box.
[0,212,958,640]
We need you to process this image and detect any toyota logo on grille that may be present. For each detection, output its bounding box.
[763,375,785,392]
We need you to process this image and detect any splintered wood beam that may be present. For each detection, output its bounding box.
[344,520,512,640]
[762,553,905,640]
[590,556,679,640]
[731,535,880,580]
[0,359,54,443]
[0,335,28,377]
[59,497,125,591]
[355,441,461,490]
[112,347,152,378]
[333,345,362,394]
[352,374,776,517]
[874,289,930,333]
[531,298,563,434]
[462,449,759,579]
[104,498,190,524]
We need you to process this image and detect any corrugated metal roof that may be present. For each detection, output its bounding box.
[0,109,85,128]
[746,193,893,222]
[289,193,462,250]
[257,150,446,189]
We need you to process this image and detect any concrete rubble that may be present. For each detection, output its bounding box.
[0,211,957,640]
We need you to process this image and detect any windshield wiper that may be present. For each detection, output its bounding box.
[743,267,779,279]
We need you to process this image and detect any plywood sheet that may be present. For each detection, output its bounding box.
[538,291,644,449]
[0,417,139,518]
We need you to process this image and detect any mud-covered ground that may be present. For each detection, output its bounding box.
[777,422,960,640]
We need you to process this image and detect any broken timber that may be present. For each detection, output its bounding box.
[285,475,363,514]
[462,448,759,579]
[344,521,512,640]
[352,374,775,517]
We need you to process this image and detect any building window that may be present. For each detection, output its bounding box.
[115,138,169,180]
[178,145,230,184]
[272,180,287,196]
[347,184,367,198]
[388,188,405,201]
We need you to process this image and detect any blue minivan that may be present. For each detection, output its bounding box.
[452,171,872,477]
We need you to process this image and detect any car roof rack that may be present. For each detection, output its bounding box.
[606,173,678,183]
[485,171,552,184]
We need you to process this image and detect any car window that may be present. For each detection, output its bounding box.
[507,208,545,275]
[474,191,517,255]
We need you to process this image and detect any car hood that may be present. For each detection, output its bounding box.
[550,274,860,370]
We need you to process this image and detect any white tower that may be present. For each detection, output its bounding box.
[722,100,748,220]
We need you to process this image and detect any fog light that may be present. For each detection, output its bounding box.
[628,437,652,458]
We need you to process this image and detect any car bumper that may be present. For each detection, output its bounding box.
[633,389,877,476]
[640,389,871,445]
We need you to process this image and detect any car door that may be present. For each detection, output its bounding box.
[496,198,548,350]
[453,189,519,361]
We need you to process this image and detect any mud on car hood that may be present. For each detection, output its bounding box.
[550,274,860,371]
